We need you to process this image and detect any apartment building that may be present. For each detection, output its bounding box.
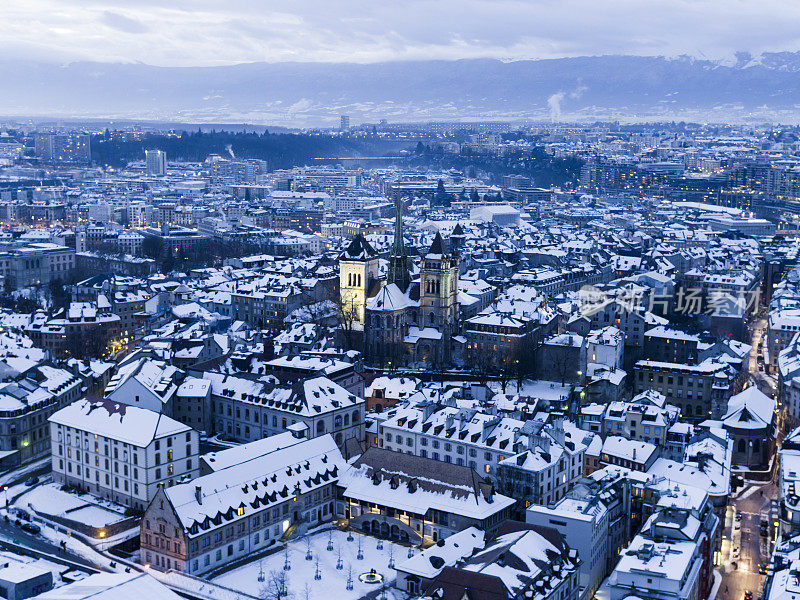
[26,299,121,359]
[141,434,344,575]
[379,406,585,502]
[336,447,515,545]
[50,398,199,510]
[231,284,304,333]
[633,357,741,420]
[203,372,365,448]
[0,364,82,464]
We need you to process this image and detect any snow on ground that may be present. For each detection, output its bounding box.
[0,549,73,588]
[0,457,50,487]
[16,483,128,527]
[213,529,410,600]
[35,518,124,572]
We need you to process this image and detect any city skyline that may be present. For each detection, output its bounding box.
[0,3,797,599]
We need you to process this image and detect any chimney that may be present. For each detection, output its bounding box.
[195,486,203,505]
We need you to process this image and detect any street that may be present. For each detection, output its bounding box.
[0,462,105,572]
[747,317,777,399]
[719,482,776,600]
[716,316,780,600]
[0,514,100,571]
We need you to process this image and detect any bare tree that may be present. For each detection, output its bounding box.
[334,295,360,351]
[545,345,574,386]
[260,570,294,600]
[466,348,491,386]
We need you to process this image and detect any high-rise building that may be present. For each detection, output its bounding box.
[340,115,350,131]
[33,133,91,164]
[145,149,167,176]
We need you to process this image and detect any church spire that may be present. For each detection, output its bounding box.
[387,195,411,291]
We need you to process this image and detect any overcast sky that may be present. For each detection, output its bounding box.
[3,0,800,66]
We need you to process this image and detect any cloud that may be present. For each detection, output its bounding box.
[1,1,800,66]
[101,10,149,34]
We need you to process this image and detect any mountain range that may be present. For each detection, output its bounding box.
[3,53,800,126]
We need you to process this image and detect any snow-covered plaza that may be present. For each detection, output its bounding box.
[213,528,410,600]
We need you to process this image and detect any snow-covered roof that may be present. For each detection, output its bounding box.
[367,283,418,312]
[395,527,485,579]
[167,434,345,535]
[722,386,775,430]
[49,398,190,448]
[601,436,657,465]
[340,447,514,520]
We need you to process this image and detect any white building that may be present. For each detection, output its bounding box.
[587,326,624,369]
[145,150,167,176]
[599,536,703,600]
[141,433,345,575]
[469,204,521,227]
[118,231,144,256]
[49,398,199,510]
[103,358,182,416]
[527,497,609,600]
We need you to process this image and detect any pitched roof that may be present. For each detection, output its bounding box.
[427,231,447,257]
[341,234,378,261]
[367,283,418,312]
[424,567,508,600]
[48,398,189,448]
[723,386,775,430]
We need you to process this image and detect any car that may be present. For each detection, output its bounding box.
[14,510,30,522]
[744,592,753,600]
[759,564,767,575]
[736,512,743,521]
[19,522,40,535]
[23,477,39,487]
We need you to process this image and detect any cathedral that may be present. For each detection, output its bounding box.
[338,197,460,368]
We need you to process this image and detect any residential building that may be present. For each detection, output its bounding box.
[141,434,344,575]
[50,398,200,510]
[336,447,515,544]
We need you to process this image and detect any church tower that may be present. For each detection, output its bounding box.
[387,195,411,292]
[420,231,459,352]
[339,234,379,324]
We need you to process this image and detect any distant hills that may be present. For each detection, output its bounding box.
[3,53,800,125]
